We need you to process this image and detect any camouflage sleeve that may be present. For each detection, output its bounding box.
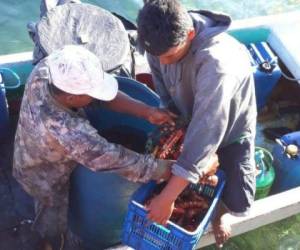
[43,110,159,183]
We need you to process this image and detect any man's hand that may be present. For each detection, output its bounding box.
[199,153,219,184]
[199,175,219,186]
[147,175,189,226]
[202,153,219,176]
[146,193,175,226]
[104,92,177,125]
[153,159,175,183]
[146,107,177,126]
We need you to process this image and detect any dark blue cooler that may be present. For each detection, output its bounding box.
[246,42,281,110]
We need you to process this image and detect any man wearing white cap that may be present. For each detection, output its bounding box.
[13,45,175,250]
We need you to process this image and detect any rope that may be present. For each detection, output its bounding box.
[280,69,300,82]
[0,68,21,89]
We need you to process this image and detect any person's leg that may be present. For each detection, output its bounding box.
[212,202,232,248]
[64,228,84,250]
[32,187,83,250]
[213,136,256,247]
[32,199,68,250]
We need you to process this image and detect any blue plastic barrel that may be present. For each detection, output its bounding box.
[69,77,160,249]
[247,42,281,110]
[271,131,300,194]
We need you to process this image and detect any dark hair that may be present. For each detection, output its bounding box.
[137,0,193,56]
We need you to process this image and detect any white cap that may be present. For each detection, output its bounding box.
[47,45,118,101]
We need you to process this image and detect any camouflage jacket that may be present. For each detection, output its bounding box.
[13,60,159,205]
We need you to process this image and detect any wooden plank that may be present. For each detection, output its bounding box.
[197,186,300,248]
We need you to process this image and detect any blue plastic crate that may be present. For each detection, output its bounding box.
[122,170,226,250]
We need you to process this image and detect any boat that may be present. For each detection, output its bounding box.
[1,8,300,249]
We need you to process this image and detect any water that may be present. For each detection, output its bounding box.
[1,0,300,249]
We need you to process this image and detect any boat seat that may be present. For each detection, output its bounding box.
[267,21,300,83]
